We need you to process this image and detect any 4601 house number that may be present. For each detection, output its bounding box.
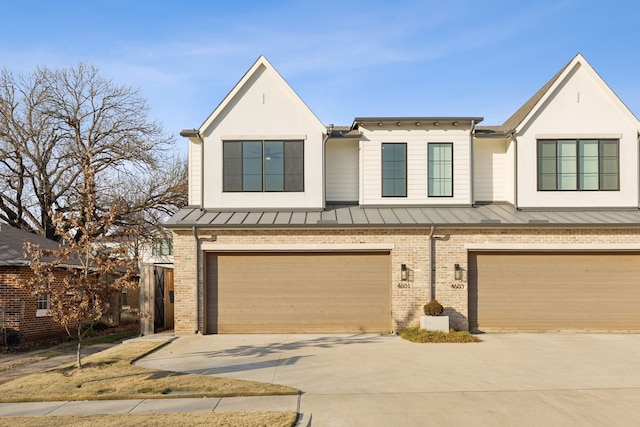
[397,282,411,289]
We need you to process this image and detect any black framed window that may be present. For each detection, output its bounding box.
[428,143,453,197]
[382,143,407,197]
[223,140,304,192]
[537,139,619,191]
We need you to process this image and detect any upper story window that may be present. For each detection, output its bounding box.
[428,143,453,197]
[152,238,173,256]
[381,143,407,197]
[223,140,304,192]
[537,139,619,191]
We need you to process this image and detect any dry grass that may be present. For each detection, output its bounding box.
[399,326,480,343]
[0,411,298,427]
[0,341,298,402]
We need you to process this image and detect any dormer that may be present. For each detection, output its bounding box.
[354,117,482,206]
[182,56,327,211]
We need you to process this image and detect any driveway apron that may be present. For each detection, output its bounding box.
[136,333,640,426]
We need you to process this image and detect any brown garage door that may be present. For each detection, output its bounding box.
[468,252,640,332]
[206,252,391,333]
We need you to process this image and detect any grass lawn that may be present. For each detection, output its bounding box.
[0,339,300,426]
[399,326,480,343]
[0,340,298,402]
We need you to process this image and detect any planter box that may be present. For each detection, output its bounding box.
[419,315,449,333]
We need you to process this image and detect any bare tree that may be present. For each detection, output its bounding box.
[0,63,185,241]
[21,166,137,370]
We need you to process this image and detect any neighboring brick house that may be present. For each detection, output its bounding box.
[0,224,68,345]
[167,54,640,334]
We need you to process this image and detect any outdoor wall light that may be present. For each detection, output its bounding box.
[454,263,463,281]
[401,263,409,281]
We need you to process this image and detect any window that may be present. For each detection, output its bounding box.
[36,283,50,317]
[382,143,407,197]
[122,287,129,309]
[36,293,50,311]
[223,140,304,192]
[152,238,173,256]
[428,143,453,197]
[537,139,619,191]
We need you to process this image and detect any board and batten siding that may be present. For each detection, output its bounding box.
[326,138,359,202]
[474,138,508,202]
[359,126,472,205]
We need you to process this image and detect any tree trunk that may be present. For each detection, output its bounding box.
[76,324,83,370]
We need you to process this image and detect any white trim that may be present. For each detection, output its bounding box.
[35,309,51,318]
[465,243,640,251]
[201,243,395,252]
[535,134,622,139]
[221,134,307,141]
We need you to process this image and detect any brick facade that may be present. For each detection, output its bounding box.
[0,266,68,345]
[172,227,640,335]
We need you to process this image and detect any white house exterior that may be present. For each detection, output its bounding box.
[167,54,640,335]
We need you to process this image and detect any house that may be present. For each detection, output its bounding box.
[0,224,138,345]
[166,54,640,334]
[0,224,69,345]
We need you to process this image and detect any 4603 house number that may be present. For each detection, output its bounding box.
[397,282,411,289]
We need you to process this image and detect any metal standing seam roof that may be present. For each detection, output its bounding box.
[165,204,640,229]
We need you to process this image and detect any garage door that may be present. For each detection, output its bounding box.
[468,252,640,332]
[206,252,391,333]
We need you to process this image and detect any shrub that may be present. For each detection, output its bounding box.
[423,300,444,316]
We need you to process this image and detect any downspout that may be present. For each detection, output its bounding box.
[179,128,205,210]
[322,130,331,210]
[429,225,436,300]
[470,120,476,206]
[191,131,205,211]
[192,226,200,334]
[510,132,519,209]
[180,128,205,334]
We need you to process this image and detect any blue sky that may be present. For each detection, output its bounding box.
[1,0,639,152]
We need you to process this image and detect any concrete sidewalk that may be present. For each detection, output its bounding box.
[0,395,300,417]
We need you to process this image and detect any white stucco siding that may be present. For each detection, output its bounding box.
[359,126,472,205]
[516,63,639,208]
[199,63,326,210]
[474,138,507,202]
[326,139,359,202]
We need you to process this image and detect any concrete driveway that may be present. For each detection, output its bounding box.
[136,333,640,426]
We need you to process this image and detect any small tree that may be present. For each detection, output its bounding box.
[21,166,137,370]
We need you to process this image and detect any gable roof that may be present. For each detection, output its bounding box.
[0,224,60,266]
[476,53,640,137]
[192,55,325,136]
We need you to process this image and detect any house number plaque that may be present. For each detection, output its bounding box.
[397,282,411,289]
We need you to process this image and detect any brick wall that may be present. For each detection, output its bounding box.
[0,266,68,345]
[172,227,640,334]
